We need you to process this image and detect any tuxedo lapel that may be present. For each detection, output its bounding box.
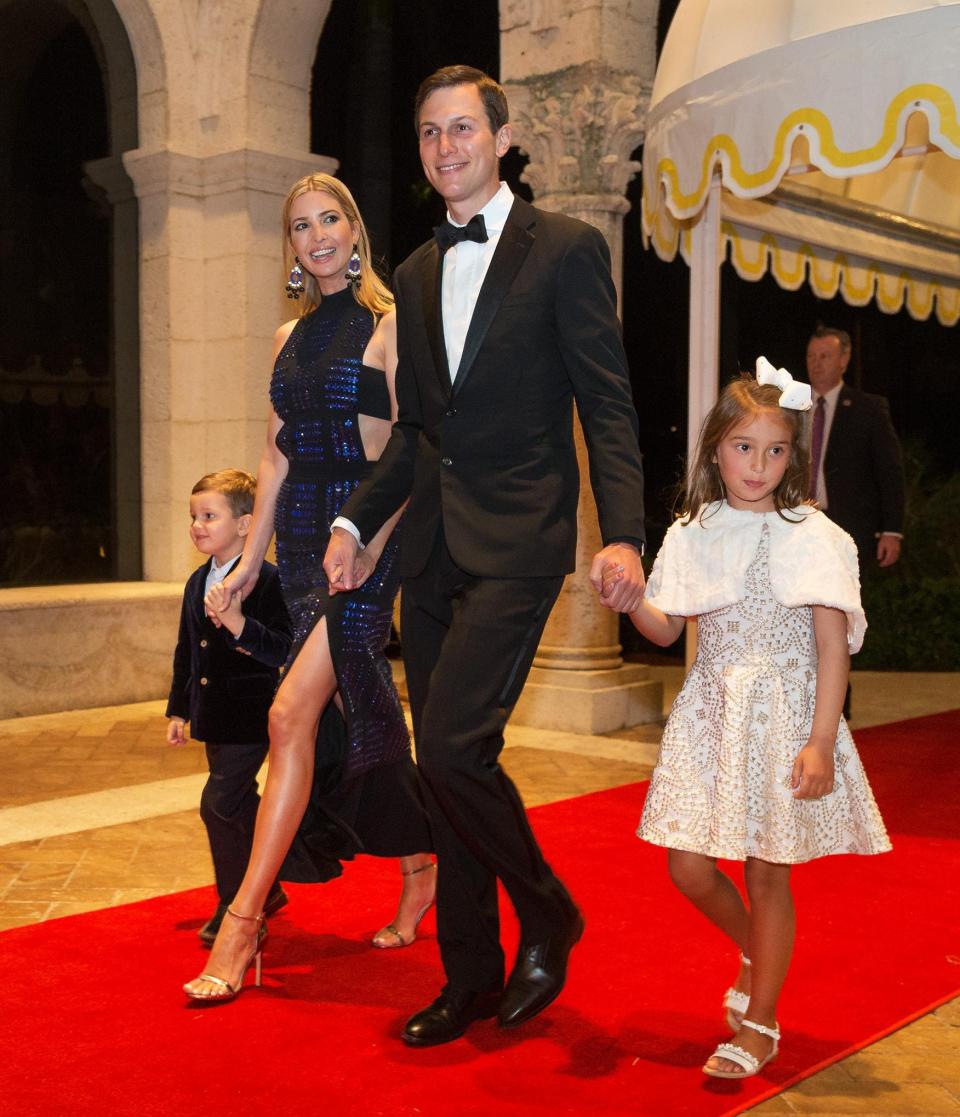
[451,204,535,397]
[419,243,451,400]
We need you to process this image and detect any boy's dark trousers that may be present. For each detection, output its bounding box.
[201,741,274,903]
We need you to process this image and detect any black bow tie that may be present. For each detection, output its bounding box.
[433,213,489,253]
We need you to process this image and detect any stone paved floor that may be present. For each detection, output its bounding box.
[2,668,958,1114]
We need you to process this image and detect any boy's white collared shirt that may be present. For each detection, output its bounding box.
[204,553,241,596]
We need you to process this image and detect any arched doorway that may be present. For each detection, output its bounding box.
[0,0,140,585]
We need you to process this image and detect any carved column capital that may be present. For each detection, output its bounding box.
[505,65,650,200]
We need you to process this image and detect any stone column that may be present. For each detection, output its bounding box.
[502,26,663,732]
[122,145,335,582]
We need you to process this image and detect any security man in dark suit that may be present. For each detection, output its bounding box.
[324,66,646,1046]
[806,326,905,569]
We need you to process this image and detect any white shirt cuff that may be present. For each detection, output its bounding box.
[330,517,364,549]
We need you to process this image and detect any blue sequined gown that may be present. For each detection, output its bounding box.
[270,286,430,881]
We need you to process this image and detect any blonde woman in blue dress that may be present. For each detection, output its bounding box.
[605,361,890,1080]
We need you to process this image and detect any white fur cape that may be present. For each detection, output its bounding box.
[644,502,866,653]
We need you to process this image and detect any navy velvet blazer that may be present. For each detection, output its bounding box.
[166,558,291,744]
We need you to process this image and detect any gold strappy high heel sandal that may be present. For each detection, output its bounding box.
[372,861,436,949]
[183,907,267,1003]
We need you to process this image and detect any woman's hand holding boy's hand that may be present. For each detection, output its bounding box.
[791,739,835,799]
[204,581,245,638]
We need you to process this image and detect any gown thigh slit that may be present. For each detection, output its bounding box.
[268,286,430,882]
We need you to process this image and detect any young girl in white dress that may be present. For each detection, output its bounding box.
[606,361,890,1080]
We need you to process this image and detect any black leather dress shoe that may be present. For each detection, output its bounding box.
[263,884,289,918]
[497,909,585,1029]
[401,987,501,1047]
[198,903,229,946]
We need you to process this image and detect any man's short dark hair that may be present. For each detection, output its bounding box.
[414,65,509,135]
[810,325,852,353]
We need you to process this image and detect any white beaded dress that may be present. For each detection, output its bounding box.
[638,502,890,863]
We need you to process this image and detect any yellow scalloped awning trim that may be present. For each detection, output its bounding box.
[643,82,960,224]
[721,224,960,326]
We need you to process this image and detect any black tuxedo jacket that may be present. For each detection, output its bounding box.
[341,196,645,577]
[823,384,905,561]
[165,559,291,744]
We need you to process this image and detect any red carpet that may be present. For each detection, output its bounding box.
[1,710,958,1116]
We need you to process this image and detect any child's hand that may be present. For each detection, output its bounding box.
[591,543,645,613]
[203,583,225,628]
[205,582,245,637]
[167,718,187,746]
[600,560,626,598]
[791,740,835,799]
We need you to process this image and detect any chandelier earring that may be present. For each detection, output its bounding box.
[345,244,362,287]
[285,257,305,300]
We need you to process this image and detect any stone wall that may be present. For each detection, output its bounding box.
[0,584,182,718]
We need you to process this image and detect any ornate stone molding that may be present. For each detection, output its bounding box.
[84,155,136,206]
[121,147,337,200]
[505,65,650,199]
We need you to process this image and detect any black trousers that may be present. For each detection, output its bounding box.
[201,741,274,905]
[401,531,571,992]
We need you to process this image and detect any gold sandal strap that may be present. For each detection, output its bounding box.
[378,923,407,946]
[195,973,238,994]
[401,861,436,878]
[226,906,264,925]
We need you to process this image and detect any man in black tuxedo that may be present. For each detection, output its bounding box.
[806,326,905,569]
[323,66,646,1045]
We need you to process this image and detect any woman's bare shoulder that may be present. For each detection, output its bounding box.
[273,318,299,358]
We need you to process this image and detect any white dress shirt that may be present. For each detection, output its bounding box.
[441,181,513,381]
[333,182,515,545]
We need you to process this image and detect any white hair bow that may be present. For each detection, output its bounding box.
[755,356,812,411]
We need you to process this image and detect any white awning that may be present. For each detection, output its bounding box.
[642,1,960,322]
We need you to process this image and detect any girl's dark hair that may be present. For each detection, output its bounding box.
[681,374,813,525]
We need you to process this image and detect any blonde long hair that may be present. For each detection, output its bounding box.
[281,173,393,318]
[681,374,813,525]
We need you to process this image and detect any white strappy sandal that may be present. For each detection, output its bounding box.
[703,1018,780,1079]
[722,952,751,1031]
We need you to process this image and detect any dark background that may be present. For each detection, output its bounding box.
[2,0,957,616]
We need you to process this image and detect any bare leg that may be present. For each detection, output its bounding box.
[372,854,436,947]
[705,858,793,1074]
[667,849,752,1000]
[184,617,337,997]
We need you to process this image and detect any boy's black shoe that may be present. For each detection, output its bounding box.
[198,885,289,946]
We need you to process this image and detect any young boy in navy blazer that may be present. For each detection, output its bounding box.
[166,469,292,944]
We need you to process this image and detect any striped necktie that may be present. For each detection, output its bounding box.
[810,395,826,500]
